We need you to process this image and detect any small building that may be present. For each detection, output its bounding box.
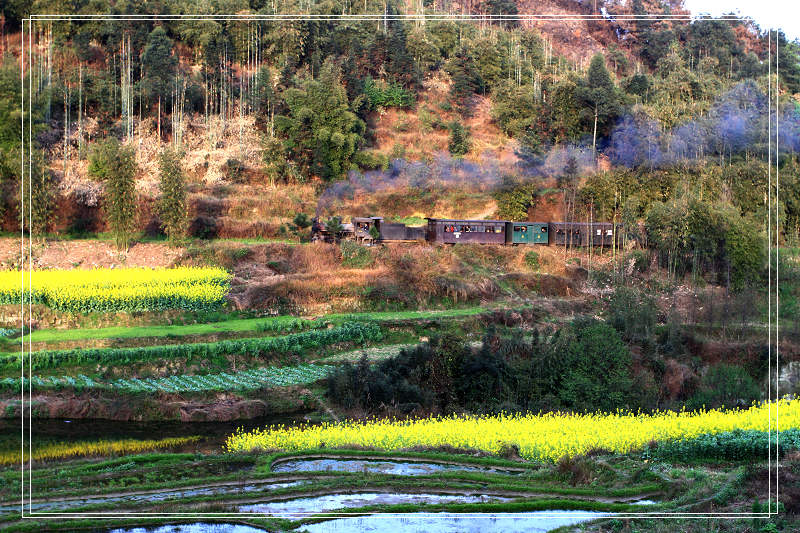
[506,222,549,245]
[426,218,508,245]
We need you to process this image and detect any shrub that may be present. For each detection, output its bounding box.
[353,150,389,171]
[447,121,471,156]
[340,240,373,268]
[555,319,635,412]
[493,177,538,220]
[524,251,540,271]
[363,77,415,109]
[223,158,245,183]
[605,286,657,342]
[687,364,761,410]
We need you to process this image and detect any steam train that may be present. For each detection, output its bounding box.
[311,216,623,247]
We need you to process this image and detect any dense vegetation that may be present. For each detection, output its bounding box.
[0,1,798,258]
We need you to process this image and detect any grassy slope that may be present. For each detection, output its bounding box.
[19,306,491,344]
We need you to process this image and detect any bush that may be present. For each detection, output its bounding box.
[223,158,245,183]
[353,150,389,171]
[340,240,373,268]
[555,319,635,412]
[363,77,415,109]
[687,364,761,410]
[624,250,649,274]
[447,121,471,156]
[493,177,537,220]
[605,286,657,342]
[158,148,188,245]
[524,251,540,271]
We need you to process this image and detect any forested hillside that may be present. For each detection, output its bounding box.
[0,0,799,251]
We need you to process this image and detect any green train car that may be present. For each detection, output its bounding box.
[506,222,549,245]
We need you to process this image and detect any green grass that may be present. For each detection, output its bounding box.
[20,306,493,345]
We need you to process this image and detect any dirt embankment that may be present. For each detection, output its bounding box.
[0,238,183,270]
[2,387,311,422]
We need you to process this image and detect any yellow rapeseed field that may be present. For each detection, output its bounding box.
[0,436,201,465]
[225,400,800,462]
[0,267,230,312]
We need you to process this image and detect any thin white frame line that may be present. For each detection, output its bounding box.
[17,12,784,522]
[767,28,772,517]
[774,31,780,515]
[18,15,25,520]
[27,15,34,518]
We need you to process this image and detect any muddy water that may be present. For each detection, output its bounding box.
[238,492,513,514]
[300,510,614,533]
[272,458,522,476]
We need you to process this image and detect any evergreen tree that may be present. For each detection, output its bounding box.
[447,121,471,156]
[446,47,482,117]
[140,26,177,138]
[158,147,188,246]
[577,54,623,157]
[275,59,364,181]
[88,139,138,251]
[385,16,420,90]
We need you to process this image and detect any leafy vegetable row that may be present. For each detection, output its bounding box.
[0,321,382,371]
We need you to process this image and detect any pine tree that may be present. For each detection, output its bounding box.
[140,26,177,140]
[577,54,623,159]
[274,59,364,181]
[446,47,482,117]
[447,121,471,156]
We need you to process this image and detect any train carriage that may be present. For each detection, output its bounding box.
[548,222,621,247]
[313,215,623,248]
[506,222,549,245]
[351,216,425,243]
[426,218,507,245]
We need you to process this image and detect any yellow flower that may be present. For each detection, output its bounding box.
[225,400,799,462]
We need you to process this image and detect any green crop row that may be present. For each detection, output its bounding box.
[0,364,334,394]
[0,322,382,371]
[642,428,800,461]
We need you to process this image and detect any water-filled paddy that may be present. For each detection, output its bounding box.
[238,492,513,514]
[299,509,613,533]
[272,458,521,475]
[0,480,307,513]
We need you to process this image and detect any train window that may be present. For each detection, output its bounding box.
[495,226,503,233]
[513,226,523,232]
[596,229,602,235]
[606,229,613,236]
[485,226,492,233]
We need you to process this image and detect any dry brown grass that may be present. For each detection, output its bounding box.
[371,72,515,163]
